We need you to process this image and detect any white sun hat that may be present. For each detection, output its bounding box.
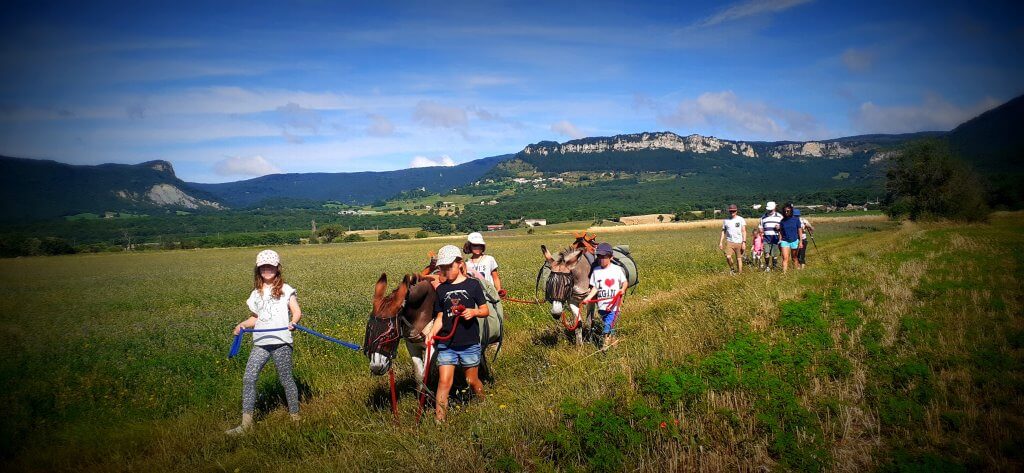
[256,249,280,267]
[436,244,463,265]
[467,232,486,245]
[766,201,777,211]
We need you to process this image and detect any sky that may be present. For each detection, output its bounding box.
[0,0,1021,183]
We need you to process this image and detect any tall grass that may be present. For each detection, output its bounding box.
[0,215,1020,471]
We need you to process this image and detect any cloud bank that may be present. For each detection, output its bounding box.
[409,155,456,168]
[213,155,282,177]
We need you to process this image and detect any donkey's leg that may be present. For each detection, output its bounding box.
[569,303,583,346]
[405,339,428,392]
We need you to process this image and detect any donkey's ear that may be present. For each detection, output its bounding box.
[374,273,388,301]
[541,244,554,263]
[393,277,410,305]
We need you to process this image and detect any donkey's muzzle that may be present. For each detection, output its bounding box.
[550,300,564,318]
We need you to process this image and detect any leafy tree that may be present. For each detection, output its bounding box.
[318,224,345,242]
[885,140,989,222]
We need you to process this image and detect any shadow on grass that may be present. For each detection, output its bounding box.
[255,375,313,417]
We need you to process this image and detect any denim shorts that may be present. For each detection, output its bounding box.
[780,240,800,249]
[436,343,481,367]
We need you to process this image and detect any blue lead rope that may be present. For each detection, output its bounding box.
[228,323,361,358]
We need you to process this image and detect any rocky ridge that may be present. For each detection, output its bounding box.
[521,131,882,160]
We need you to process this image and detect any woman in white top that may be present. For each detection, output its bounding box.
[462,232,504,297]
[227,249,303,435]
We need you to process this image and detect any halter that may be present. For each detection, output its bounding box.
[545,270,574,303]
[362,297,408,361]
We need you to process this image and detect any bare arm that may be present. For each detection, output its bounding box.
[234,314,257,335]
[491,269,502,292]
[287,294,302,329]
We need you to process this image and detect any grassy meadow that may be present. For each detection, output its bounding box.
[1,214,1022,471]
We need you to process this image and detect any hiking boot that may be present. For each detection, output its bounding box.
[290,413,301,422]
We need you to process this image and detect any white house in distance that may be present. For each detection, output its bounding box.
[523,219,547,227]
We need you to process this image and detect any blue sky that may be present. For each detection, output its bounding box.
[1,0,1021,182]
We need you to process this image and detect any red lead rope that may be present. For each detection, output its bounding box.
[561,292,624,331]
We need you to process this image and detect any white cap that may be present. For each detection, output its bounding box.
[256,249,280,267]
[467,232,485,245]
[766,201,777,211]
[436,245,463,265]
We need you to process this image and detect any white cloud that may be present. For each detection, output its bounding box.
[213,155,282,177]
[550,120,585,139]
[696,0,813,27]
[413,100,468,128]
[851,94,1000,134]
[841,48,874,73]
[658,90,827,140]
[366,114,395,136]
[410,155,456,168]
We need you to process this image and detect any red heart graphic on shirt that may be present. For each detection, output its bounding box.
[604,278,615,287]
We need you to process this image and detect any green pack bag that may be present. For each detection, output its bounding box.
[475,277,504,355]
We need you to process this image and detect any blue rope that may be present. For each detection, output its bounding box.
[228,323,360,358]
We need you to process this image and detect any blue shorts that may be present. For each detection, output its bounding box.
[436,343,481,367]
[600,309,617,335]
[780,240,799,249]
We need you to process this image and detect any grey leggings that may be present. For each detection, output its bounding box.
[242,343,299,414]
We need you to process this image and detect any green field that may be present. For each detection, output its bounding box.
[2,214,1022,471]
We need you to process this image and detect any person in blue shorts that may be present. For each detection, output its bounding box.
[774,203,804,273]
[429,244,489,422]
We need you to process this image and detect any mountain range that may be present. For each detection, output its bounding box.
[1,94,1020,221]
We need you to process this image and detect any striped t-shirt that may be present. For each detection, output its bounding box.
[760,211,783,237]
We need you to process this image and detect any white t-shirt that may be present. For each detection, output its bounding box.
[246,283,297,346]
[722,215,746,244]
[800,218,811,240]
[466,255,499,284]
[588,264,627,311]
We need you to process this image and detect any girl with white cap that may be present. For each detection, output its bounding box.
[429,244,489,421]
[462,232,504,297]
[226,249,303,435]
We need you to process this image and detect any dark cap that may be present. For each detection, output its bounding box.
[727,204,738,211]
[596,242,613,256]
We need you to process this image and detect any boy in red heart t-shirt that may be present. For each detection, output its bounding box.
[584,243,628,349]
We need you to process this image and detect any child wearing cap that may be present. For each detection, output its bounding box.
[429,244,489,422]
[584,243,628,350]
[227,249,303,435]
[463,232,504,297]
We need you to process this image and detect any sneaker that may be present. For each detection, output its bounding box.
[225,424,249,436]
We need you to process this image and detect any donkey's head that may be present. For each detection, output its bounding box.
[541,244,592,317]
[364,273,410,376]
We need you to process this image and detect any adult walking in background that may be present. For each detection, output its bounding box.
[718,204,747,273]
[795,208,814,269]
[759,201,783,270]
[775,203,804,273]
